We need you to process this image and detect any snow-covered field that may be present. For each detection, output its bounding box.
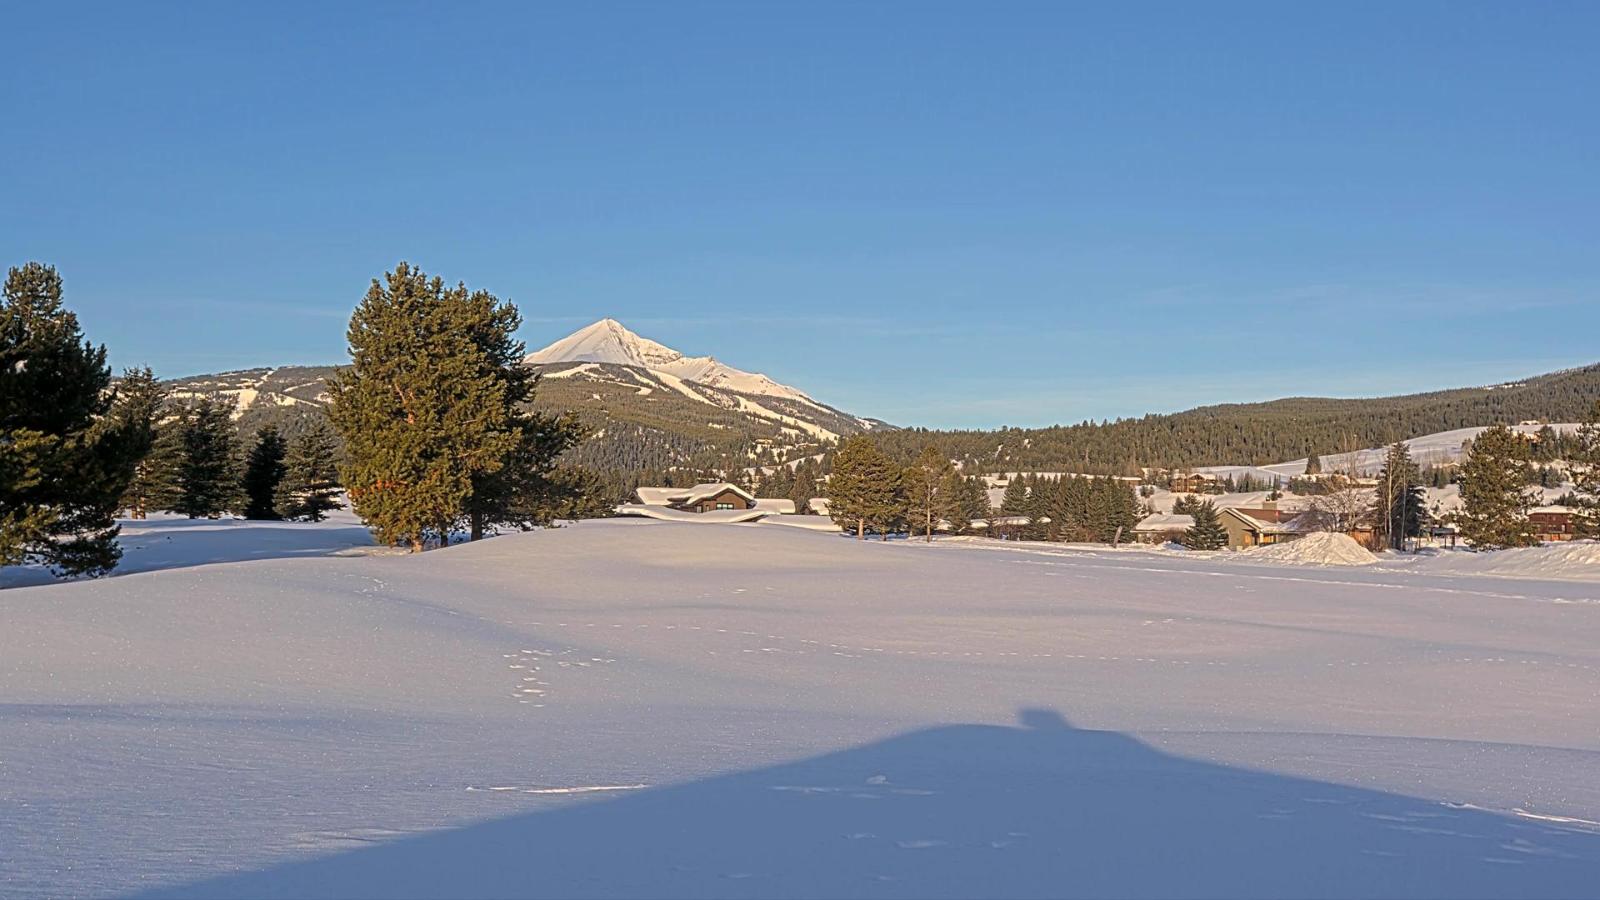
[5,520,1600,898]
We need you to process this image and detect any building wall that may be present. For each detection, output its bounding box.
[688,490,753,513]
[1220,515,1258,549]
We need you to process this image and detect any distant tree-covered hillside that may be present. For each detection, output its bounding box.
[155,361,1600,477]
[868,364,1600,474]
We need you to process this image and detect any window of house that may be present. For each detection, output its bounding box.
[716,502,735,510]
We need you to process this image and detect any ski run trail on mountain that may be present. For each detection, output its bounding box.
[5,519,1600,898]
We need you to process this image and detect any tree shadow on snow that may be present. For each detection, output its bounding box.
[150,709,1600,899]
[0,516,377,588]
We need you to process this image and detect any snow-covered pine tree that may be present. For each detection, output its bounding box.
[1182,500,1228,550]
[1457,424,1537,550]
[275,421,341,522]
[242,427,287,519]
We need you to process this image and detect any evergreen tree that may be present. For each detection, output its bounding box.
[113,369,170,520]
[1305,452,1322,475]
[275,421,341,521]
[532,466,615,521]
[1457,424,1537,550]
[1371,442,1429,551]
[827,436,902,539]
[165,397,244,518]
[1182,500,1228,550]
[1000,478,1029,516]
[1569,401,1600,538]
[904,447,955,542]
[787,460,818,513]
[1172,494,1202,516]
[446,284,581,540]
[1,262,144,576]
[1100,478,1142,545]
[963,475,992,524]
[940,469,973,535]
[242,427,288,519]
[329,263,577,549]
[1532,424,1560,462]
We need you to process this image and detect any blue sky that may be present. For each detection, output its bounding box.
[3,2,1596,428]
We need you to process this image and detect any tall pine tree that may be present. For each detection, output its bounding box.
[242,427,288,519]
[275,421,342,522]
[1183,500,1228,550]
[1,263,144,576]
[329,263,578,549]
[827,436,902,539]
[1371,441,1428,551]
[113,368,169,520]
[904,447,955,542]
[1457,424,1537,550]
[165,397,244,518]
[1568,401,1600,539]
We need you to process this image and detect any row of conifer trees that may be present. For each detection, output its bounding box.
[823,436,1144,543]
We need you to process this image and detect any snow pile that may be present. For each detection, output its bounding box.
[1243,531,1377,567]
[1420,540,1600,582]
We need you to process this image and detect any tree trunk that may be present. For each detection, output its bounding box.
[470,511,484,542]
[857,518,865,540]
[409,537,424,553]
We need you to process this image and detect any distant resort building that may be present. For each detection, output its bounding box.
[1167,472,1217,493]
[634,483,756,514]
[618,483,808,524]
[1529,506,1578,542]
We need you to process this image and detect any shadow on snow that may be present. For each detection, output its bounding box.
[0,516,376,588]
[150,709,1600,899]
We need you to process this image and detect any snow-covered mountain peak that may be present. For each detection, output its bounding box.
[526,318,685,370]
[526,318,819,405]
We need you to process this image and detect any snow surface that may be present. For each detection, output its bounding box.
[5,521,1600,898]
[0,511,382,589]
[1401,541,1600,582]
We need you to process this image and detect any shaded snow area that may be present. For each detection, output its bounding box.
[1241,532,1378,567]
[0,511,381,589]
[5,521,1600,898]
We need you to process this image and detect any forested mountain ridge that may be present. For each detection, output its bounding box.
[154,360,1600,476]
[154,360,884,473]
[869,364,1600,473]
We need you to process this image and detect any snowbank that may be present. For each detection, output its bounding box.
[1240,531,1377,567]
[1416,540,1600,582]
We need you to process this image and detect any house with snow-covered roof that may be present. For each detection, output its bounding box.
[1132,514,1193,544]
[634,483,757,514]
